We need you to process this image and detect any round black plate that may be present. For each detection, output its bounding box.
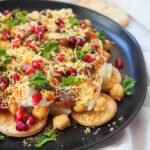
[0,0,147,150]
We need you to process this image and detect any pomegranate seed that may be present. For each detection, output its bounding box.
[42,10,47,16]
[54,69,63,75]
[69,67,76,75]
[41,26,48,32]
[57,54,65,61]
[32,59,43,69]
[55,18,64,28]
[24,26,35,32]
[34,26,41,34]
[83,55,94,62]
[0,77,9,88]
[76,38,84,46]
[21,64,35,75]
[3,10,9,16]
[37,32,44,40]
[32,92,42,105]
[16,121,28,131]
[12,73,20,81]
[26,115,35,127]
[16,34,22,40]
[16,108,24,121]
[26,40,36,48]
[92,43,99,51]
[2,31,10,40]
[55,28,61,33]
[37,21,41,25]
[0,102,8,110]
[12,40,21,48]
[116,59,123,68]
[69,36,76,45]
[80,21,86,29]
[14,114,20,123]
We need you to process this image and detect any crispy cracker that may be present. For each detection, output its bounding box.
[71,93,117,126]
[80,0,128,26]
[102,66,122,91]
[0,111,47,137]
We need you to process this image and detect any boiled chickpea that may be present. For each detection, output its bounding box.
[8,102,19,115]
[102,50,110,62]
[53,114,70,130]
[32,105,49,120]
[103,40,111,51]
[94,97,107,112]
[73,102,85,113]
[110,84,124,101]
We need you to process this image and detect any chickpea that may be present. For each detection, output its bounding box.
[73,102,85,113]
[8,102,19,115]
[53,114,70,130]
[110,84,124,101]
[102,50,110,62]
[85,19,92,27]
[32,105,49,120]
[103,40,111,51]
[94,97,107,112]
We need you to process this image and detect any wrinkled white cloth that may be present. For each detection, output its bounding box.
[54,0,150,149]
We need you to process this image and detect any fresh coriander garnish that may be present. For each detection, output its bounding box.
[76,49,86,60]
[35,130,56,147]
[43,41,60,59]
[122,76,136,95]
[69,17,80,25]
[61,76,81,87]
[0,49,10,67]
[95,29,106,40]
[29,70,49,88]
[0,135,5,141]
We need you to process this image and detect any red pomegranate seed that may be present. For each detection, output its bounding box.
[21,64,35,75]
[54,69,63,75]
[16,108,24,121]
[14,114,20,123]
[69,36,76,45]
[16,121,28,131]
[26,115,35,127]
[80,21,86,29]
[92,43,99,51]
[12,40,21,48]
[55,18,64,28]
[2,31,10,40]
[57,54,65,61]
[37,32,44,40]
[55,28,61,33]
[69,67,76,75]
[0,102,8,110]
[3,10,9,16]
[41,26,48,32]
[116,59,123,68]
[32,92,42,105]
[83,55,94,62]
[12,73,20,81]
[34,26,41,34]
[24,25,35,32]
[0,77,9,88]
[16,34,22,40]
[32,59,43,69]
[26,40,36,48]
[42,10,47,16]
[37,21,41,25]
[76,38,84,46]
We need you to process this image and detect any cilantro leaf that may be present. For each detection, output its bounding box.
[81,43,91,52]
[76,49,86,60]
[0,135,5,141]
[0,49,10,67]
[3,17,20,26]
[43,41,60,59]
[21,10,28,16]
[69,17,80,25]
[122,76,136,95]
[35,130,56,147]
[29,71,49,88]
[20,18,29,24]
[95,29,106,40]
[14,8,20,13]
[61,76,82,87]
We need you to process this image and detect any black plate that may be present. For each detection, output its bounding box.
[0,0,147,150]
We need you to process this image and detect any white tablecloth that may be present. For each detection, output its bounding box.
[54,0,150,149]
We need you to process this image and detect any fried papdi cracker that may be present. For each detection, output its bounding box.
[71,93,117,126]
[0,111,47,137]
[80,0,129,26]
[102,66,122,91]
